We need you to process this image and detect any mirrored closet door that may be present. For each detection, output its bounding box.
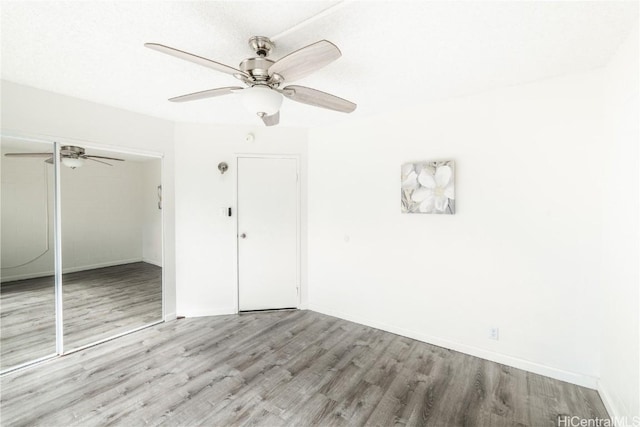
[1,138,57,370]
[1,136,163,372]
[61,149,163,351]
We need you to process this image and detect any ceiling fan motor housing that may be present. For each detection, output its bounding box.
[61,145,85,157]
[239,57,275,82]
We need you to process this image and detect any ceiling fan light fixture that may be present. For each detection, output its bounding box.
[240,86,283,116]
[62,157,85,169]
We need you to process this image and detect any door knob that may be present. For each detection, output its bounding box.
[240,233,247,239]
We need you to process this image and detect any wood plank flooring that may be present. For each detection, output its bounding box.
[0,262,162,370]
[0,310,608,426]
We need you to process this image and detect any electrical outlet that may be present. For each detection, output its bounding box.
[489,327,499,340]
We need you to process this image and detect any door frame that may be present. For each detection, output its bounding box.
[234,154,301,313]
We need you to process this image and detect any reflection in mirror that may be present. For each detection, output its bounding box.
[61,149,162,351]
[1,138,57,370]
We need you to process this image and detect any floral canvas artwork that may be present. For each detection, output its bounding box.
[401,160,455,214]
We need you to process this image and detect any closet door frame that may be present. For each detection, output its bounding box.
[53,141,64,354]
[0,130,166,374]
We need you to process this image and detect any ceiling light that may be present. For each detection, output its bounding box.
[62,157,84,169]
[240,86,282,116]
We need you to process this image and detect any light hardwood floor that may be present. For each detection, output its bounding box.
[0,310,608,426]
[0,262,162,370]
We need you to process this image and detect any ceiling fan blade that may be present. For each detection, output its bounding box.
[260,111,280,127]
[144,43,249,80]
[268,40,341,82]
[83,155,124,161]
[281,85,356,113]
[4,152,53,157]
[86,157,113,166]
[169,86,243,103]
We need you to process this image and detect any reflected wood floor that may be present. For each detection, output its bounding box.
[0,262,162,370]
[1,310,607,426]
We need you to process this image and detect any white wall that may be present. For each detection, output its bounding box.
[599,24,640,420]
[174,123,307,317]
[142,159,163,267]
[308,70,606,388]
[1,142,54,279]
[0,80,176,319]
[60,160,144,273]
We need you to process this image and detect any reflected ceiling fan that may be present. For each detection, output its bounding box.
[4,145,125,169]
[145,35,357,126]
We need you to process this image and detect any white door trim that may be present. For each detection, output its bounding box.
[233,153,301,313]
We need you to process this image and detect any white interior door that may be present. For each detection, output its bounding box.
[237,157,298,311]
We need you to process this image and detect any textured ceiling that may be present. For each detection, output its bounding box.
[1,1,638,128]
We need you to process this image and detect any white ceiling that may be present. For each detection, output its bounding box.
[1,1,637,128]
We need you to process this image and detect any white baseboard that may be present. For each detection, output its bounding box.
[1,258,144,282]
[597,380,629,422]
[1,271,52,283]
[142,257,163,267]
[179,306,307,318]
[63,258,144,274]
[164,312,177,322]
[308,304,598,389]
[179,307,237,318]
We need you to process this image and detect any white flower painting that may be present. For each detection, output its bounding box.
[401,160,455,214]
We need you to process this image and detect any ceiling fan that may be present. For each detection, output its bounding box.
[145,36,357,126]
[4,145,125,169]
